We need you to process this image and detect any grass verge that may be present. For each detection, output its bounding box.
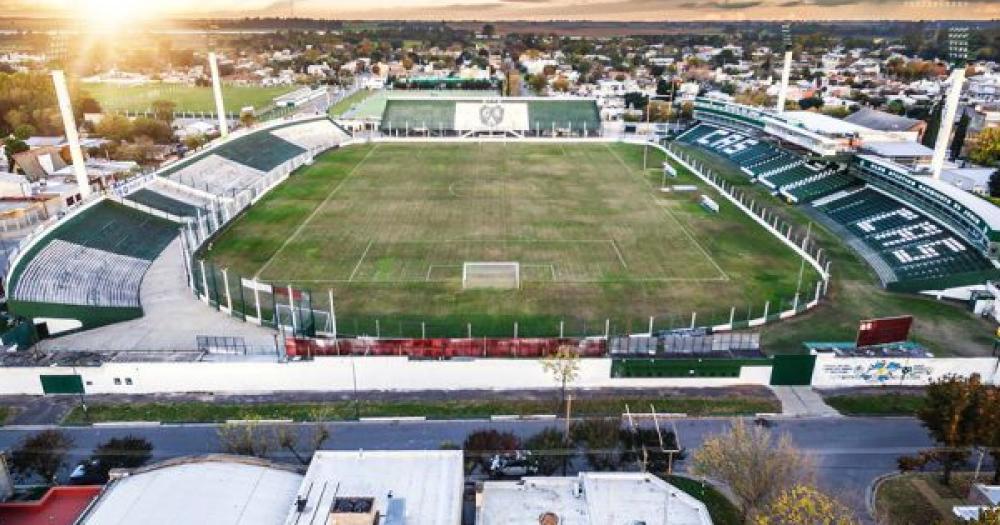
[61,396,779,425]
[665,475,742,525]
[824,393,925,416]
[874,472,978,525]
[0,406,9,425]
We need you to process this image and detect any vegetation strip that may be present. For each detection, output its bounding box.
[824,393,925,416]
[61,397,779,425]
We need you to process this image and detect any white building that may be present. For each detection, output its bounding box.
[477,472,713,525]
[285,450,464,525]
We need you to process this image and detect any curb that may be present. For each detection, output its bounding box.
[866,471,899,519]
[93,421,162,427]
[223,419,293,425]
[358,416,427,422]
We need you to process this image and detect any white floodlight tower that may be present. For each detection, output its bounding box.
[930,27,970,180]
[775,24,793,114]
[208,52,229,138]
[51,70,90,199]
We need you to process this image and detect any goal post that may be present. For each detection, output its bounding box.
[462,262,521,289]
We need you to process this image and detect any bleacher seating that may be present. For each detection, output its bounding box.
[817,188,995,282]
[125,188,201,217]
[9,200,178,310]
[677,123,854,204]
[160,117,344,198]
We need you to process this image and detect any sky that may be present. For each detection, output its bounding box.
[1,0,998,21]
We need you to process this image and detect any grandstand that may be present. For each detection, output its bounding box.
[8,200,179,330]
[817,187,995,287]
[675,100,1000,293]
[676,123,855,203]
[158,116,349,198]
[379,97,601,136]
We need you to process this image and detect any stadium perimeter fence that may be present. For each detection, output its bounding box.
[173,135,831,349]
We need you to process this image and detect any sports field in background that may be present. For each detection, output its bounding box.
[83,82,296,113]
[206,142,821,336]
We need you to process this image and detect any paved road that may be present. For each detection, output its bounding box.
[0,416,935,514]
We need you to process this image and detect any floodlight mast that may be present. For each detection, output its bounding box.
[775,24,793,115]
[930,27,969,180]
[209,52,229,138]
[51,70,90,199]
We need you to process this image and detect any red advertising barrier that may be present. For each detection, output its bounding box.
[285,336,607,359]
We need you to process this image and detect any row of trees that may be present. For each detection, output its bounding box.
[8,430,152,484]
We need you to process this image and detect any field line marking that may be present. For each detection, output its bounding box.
[604,144,730,282]
[348,240,375,283]
[254,144,379,279]
[609,238,629,270]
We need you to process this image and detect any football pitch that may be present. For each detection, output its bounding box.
[83,83,296,113]
[206,142,821,336]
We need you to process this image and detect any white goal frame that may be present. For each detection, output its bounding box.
[462,262,521,289]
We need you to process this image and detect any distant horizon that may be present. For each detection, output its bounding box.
[0,0,996,24]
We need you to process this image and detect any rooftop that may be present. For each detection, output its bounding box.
[844,107,923,132]
[478,472,713,525]
[78,456,303,525]
[781,110,870,136]
[0,486,101,525]
[861,141,934,158]
[285,450,464,525]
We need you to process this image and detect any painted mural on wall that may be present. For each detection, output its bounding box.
[819,359,935,385]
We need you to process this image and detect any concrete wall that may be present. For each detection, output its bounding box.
[0,357,773,395]
[811,354,1000,388]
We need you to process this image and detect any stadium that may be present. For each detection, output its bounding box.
[4,65,998,359]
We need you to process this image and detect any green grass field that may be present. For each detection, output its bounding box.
[674,143,998,357]
[205,142,820,337]
[83,82,296,114]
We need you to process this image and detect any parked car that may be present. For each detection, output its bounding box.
[68,458,108,485]
[488,451,539,478]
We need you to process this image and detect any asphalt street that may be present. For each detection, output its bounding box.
[0,416,936,514]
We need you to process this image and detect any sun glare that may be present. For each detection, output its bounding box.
[78,0,147,30]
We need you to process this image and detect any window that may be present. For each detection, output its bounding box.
[125,378,133,386]
[113,378,121,385]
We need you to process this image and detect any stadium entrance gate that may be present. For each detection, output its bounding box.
[768,355,817,385]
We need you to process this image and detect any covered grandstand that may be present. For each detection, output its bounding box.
[5,115,351,335]
[379,97,601,137]
[676,102,1000,293]
[7,200,180,331]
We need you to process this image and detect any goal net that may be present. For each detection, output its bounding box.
[462,262,521,289]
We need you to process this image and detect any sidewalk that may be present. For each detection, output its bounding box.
[770,386,842,418]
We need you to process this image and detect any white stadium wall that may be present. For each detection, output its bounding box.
[0,357,773,395]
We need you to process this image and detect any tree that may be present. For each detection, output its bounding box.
[91,436,153,481]
[12,123,35,140]
[10,430,74,483]
[571,418,623,471]
[541,345,580,414]
[240,111,256,128]
[886,99,906,115]
[463,429,521,474]
[95,114,133,142]
[971,128,1000,166]
[183,133,207,151]
[151,100,176,122]
[624,91,649,111]
[275,424,330,465]
[916,374,979,485]
[951,113,971,161]
[974,385,1000,483]
[523,428,567,475]
[130,117,174,144]
[922,101,943,148]
[527,74,547,95]
[3,137,28,171]
[971,507,1000,525]
[691,419,815,522]
[217,421,274,458]
[988,170,1000,198]
[755,485,857,525]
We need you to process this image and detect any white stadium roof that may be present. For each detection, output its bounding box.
[781,111,870,136]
